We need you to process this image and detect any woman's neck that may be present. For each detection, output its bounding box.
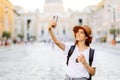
[77,41,88,50]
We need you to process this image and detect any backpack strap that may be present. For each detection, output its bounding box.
[66,45,76,66]
[89,48,95,66]
[88,48,95,80]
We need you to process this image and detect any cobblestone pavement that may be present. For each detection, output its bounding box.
[0,42,120,80]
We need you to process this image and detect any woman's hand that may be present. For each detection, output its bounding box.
[77,54,96,75]
[48,19,57,31]
[77,54,86,64]
[47,17,65,51]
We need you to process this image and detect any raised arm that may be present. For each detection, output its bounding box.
[48,20,65,51]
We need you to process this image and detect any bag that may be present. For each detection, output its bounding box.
[66,45,95,80]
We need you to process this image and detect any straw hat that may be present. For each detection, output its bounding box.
[73,25,92,36]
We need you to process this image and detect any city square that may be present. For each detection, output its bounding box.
[0,42,120,80]
[0,0,120,80]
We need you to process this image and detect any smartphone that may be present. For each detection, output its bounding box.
[53,16,58,22]
[52,16,58,28]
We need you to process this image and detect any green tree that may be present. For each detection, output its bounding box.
[18,34,24,41]
[2,31,11,39]
[109,28,116,40]
[29,35,35,41]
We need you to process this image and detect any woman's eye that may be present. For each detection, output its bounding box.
[81,32,84,34]
[77,31,84,35]
[79,31,84,34]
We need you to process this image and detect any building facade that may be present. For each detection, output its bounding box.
[0,0,13,37]
[13,0,120,43]
[13,7,39,41]
[38,0,87,42]
[89,0,120,42]
[13,0,87,42]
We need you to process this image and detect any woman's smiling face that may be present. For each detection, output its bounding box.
[75,29,87,41]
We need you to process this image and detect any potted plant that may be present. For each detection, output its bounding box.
[100,36,107,43]
[17,34,24,44]
[2,31,11,46]
[109,28,116,45]
[29,35,35,42]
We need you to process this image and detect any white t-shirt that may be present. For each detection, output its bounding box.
[64,43,97,78]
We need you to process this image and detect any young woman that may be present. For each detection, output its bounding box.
[48,19,96,80]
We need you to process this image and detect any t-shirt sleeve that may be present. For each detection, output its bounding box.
[63,43,71,55]
[91,50,97,68]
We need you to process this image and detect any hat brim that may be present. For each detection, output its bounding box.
[73,26,86,33]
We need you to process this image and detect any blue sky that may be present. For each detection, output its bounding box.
[9,0,102,12]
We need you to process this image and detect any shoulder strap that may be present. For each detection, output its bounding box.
[66,45,76,66]
[89,48,95,66]
[88,48,95,80]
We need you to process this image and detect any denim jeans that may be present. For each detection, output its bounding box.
[64,75,88,80]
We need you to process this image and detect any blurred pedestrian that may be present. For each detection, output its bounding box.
[48,18,96,80]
